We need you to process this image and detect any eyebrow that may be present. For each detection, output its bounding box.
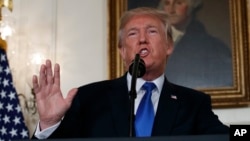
[127,25,158,32]
[127,27,138,32]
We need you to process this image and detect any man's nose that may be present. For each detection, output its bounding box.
[139,34,148,45]
[167,4,176,14]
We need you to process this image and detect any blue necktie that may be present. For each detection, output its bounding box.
[135,82,156,137]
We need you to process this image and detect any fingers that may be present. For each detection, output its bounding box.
[38,59,59,87]
[46,60,54,85]
[34,59,62,97]
[39,63,47,87]
[32,75,40,94]
[54,63,60,87]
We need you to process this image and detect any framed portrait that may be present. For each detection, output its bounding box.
[108,0,250,108]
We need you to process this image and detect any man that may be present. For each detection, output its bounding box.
[158,0,233,88]
[32,7,229,139]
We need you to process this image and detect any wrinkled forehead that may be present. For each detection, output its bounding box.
[120,13,167,31]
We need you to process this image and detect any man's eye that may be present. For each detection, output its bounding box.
[176,1,183,5]
[176,0,185,5]
[149,30,157,34]
[128,32,137,36]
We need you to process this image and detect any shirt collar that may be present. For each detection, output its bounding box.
[171,26,185,44]
[126,73,165,94]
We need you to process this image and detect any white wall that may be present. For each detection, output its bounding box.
[5,0,250,134]
[6,0,108,134]
[56,0,108,95]
[214,107,250,125]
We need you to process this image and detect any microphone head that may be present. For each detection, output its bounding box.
[129,58,146,78]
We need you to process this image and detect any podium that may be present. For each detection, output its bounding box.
[26,134,229,141]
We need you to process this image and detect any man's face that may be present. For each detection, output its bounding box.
[163,0,190,27]
[119,15,173,77]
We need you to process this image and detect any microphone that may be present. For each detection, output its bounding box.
[128,54,146,78]
[128,54,145,137]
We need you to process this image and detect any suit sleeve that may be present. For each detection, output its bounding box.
[195,94,229,134]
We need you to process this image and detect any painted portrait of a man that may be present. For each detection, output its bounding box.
[128,0,233,89]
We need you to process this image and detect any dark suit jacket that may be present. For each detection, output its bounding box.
[166,20,233,89]
[40,74,229,138]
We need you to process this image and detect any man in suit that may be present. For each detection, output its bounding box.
[158,0,233,88]
[32,7,229,139]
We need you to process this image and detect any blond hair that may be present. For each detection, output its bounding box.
[118,7,172,48]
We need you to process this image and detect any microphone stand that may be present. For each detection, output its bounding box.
[129,54,140,137]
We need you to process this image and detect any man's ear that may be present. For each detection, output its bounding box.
[166,40,174,55]
[119,46,125,60]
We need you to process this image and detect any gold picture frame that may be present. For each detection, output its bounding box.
[108,0,250,108]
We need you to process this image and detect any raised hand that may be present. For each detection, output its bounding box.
[32,60,78,130]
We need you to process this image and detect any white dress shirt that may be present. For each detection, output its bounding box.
[126,73,164,115]
[34,73,165,139]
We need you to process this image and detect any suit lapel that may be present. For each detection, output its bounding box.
[108,75,180,136]
[108,75,130,136]
[152,78,180,136]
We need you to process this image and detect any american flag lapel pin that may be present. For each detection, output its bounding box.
[171,95,177,100]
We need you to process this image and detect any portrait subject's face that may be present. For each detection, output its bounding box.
[163,0,190,28]
[119,15,173,77]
